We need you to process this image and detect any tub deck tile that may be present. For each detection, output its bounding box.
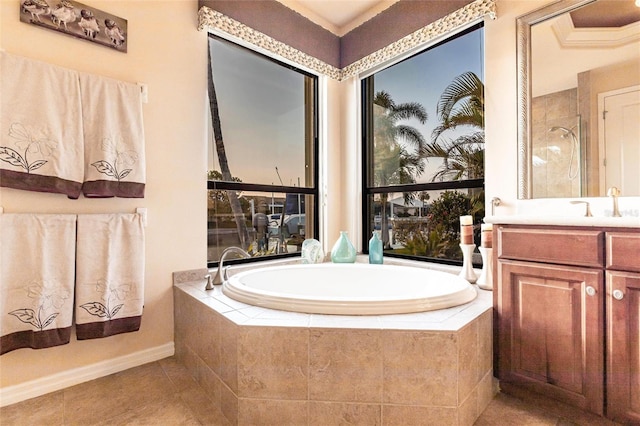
[173,263,495,426]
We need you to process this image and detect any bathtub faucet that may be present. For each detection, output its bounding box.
[206,246,251,289]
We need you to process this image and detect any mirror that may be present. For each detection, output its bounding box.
[517,0,640,198]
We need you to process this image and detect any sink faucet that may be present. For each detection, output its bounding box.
[205,246,251,289]
[607,186,621,217]
[490,197,502,216]
[570,200,592,217]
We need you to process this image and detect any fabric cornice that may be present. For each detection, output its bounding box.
[198,0,497,81]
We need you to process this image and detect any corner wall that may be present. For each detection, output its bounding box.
[483,0,548,212]
[0,0,208,394]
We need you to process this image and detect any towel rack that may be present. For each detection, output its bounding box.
[137,83,148,104]
[0,207,147,226]
[136,207,148,226]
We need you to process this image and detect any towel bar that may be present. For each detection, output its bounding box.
[0,207,147,226]
[136,207,147,226]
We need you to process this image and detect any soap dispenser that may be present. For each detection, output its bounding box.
[368,231,383,264]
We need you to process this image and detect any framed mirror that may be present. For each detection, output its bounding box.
[517,0,640,199]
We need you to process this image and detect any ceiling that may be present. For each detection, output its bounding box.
[570,0,640,28]
[276,0,640,36]
[276,0,398,35]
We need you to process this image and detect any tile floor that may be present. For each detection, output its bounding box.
[0,357,621,425]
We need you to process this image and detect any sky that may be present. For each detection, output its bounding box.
[207,26,484,187]
[373,27,484,184]
[208,37,309,187]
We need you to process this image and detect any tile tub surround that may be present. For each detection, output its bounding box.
[173,268,493,425]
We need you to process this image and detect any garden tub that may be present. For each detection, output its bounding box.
[222,263,477,315]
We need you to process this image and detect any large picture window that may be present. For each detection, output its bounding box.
[207,36,318,266]
[362,23,485,265]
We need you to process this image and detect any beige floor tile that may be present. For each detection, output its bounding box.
[1,390,64,426]
[1,358,625,426]
[158,356,200,392]
[63,372,132,424]
[473,393,559,426]
[177,382,230,426]
[91,396,200,426]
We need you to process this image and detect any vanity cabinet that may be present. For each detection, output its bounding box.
[494,225,640,422]
[605,232,640,424]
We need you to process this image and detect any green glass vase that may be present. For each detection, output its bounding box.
[330,231,356,263]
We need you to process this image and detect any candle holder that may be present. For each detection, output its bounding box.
[458,243,477,284]
[477,247,493,290]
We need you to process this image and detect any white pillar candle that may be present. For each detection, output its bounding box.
[481,223,493,248]
[460,215,473,245]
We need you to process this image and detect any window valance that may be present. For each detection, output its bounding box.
[198,0,496,80]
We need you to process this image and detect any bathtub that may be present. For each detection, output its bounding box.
[222,263,477,315]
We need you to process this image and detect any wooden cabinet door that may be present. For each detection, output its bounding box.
[606,271,640,423]
[497,260,604,415]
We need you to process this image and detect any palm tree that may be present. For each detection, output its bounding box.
[372,91,428,248]
[208,47,250,250]
[424,71,485,181]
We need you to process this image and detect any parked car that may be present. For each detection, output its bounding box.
[267,214,281,227]
[283,214,305,235]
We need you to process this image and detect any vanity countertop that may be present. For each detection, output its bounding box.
[485,215,640,229]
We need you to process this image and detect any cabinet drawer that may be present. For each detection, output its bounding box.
[497,227,604,268]
[606,232,640,272]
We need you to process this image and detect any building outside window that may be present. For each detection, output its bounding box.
[207,35,318,266]
[362,23,485,265]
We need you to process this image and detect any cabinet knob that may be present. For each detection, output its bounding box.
[612,289,624,300]
[585,286,597,296]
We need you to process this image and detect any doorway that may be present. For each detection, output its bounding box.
[598,85,640,195]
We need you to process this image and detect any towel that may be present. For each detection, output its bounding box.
[75,214,145,339]
[79,73,145,198]
[0,52,84,199]
[0,214,76,355]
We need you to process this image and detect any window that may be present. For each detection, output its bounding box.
[362,24,484,265]
[207,35,318,266]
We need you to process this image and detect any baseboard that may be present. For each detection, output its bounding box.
[0,342,174,407]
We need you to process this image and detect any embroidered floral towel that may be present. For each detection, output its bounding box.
[0,52,84,199]
[78,73,145,198]
[75,214,145,339]
[0,214,76,355]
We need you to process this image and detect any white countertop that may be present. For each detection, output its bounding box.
[485,215,640,228]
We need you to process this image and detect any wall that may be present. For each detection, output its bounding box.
[0,0,208,393]
[483,0,548,213]
[531,88,580,198]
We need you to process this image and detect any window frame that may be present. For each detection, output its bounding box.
[360,23,485,266]
[207,34,320,268]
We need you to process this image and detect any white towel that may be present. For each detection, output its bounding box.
[75,214,145,339]
[79,73,145,198]
[0,214,76,355]
[0,52,84,199]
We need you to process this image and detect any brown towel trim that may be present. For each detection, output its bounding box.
[76,316,142,340]
[82,180,145,198]
[0,169,82,199]
[0,327,72,355]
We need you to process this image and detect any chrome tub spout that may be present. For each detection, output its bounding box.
[206,247,251,289]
